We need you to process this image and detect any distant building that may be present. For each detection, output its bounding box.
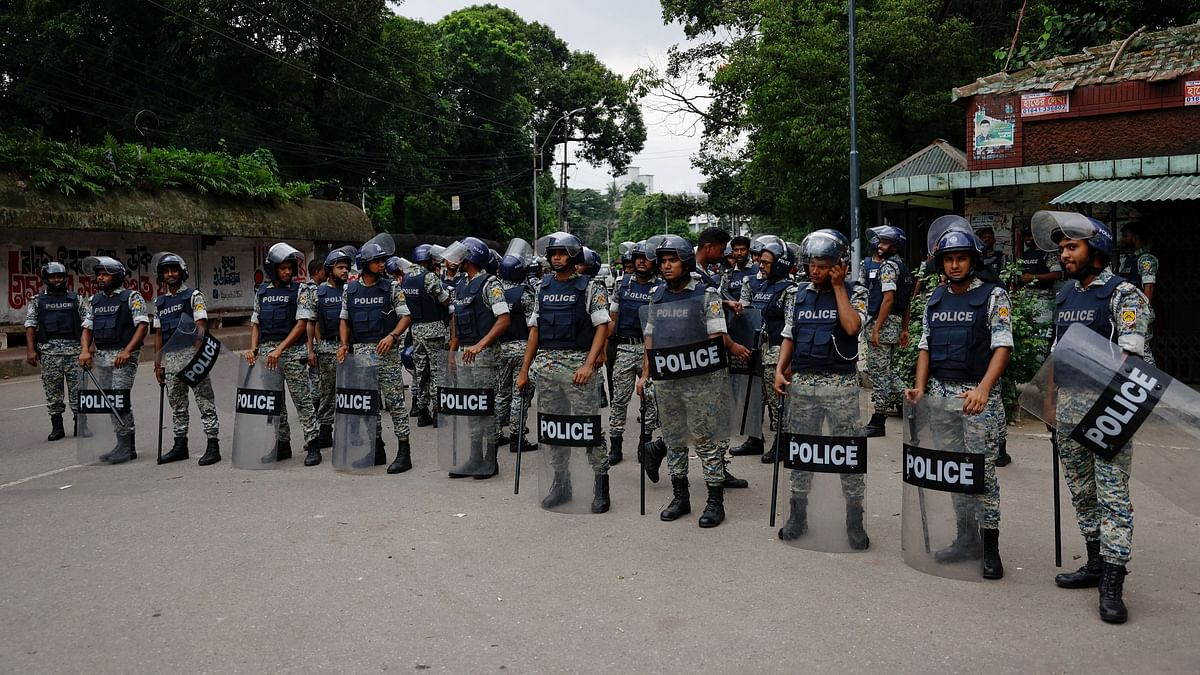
[615,167,655,194]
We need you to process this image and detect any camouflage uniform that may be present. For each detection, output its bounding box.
[607,276,660,438]
[647,280,728,486]
[861,257,904,414]
[83,289,150,434]
[781,282,870,498]
[449,271,509,440]
[529,273,610,474]
[25,292,88,419]
[303,279,320,405]
[252,284,318,444]
[1054,270,1149,565]
[411,271,451,413]
[1116,247,1158,366]
[155,287,219,439]
[310,281,343,429]
[342,280,412,441]
[496,279,535,431]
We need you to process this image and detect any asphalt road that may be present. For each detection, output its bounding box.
[0,369,1197,674]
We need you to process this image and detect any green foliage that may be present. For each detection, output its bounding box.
[613,185,702,244]
[0,134,310,202]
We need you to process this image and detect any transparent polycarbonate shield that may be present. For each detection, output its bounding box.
[504,238,535,265]
[727,308,764,443]
[779,384,870,552]
[639,297,730,474]
[534,364,605,514]
[436,350,498,477]
[159,312,236,446]
[902,395,986,581]
[76,362,132,465]
[332,354,380,473]
[926,215,972,256]
[1021,323,1200,517]
[232,359,285,469]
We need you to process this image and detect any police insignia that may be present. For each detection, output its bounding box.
[1140,260,1153,272]
[997,306,1010,319]
[1121,309,1137,326]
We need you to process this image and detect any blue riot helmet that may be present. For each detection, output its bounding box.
[429,244,447,263]
[867,225,905,253]
[324,246,356,274]
[499,238,534,282]
[152,251,188,284]
[82,255,128,290]
[653,234,695,272]
[412,244,434,264]
[356,234,395,275]
[41,261,69,292]
[757,235,789,280]
[401,345,416,371]
[385,256,404,275]
[1032,210,1114,264]
[618,241,636,265]
[931,228,985,282]
[539,231,584,270]
[486,249,500,275]
[581,247,602,276]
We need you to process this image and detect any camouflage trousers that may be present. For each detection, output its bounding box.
[657,369,728,486]
[762,344,782,434]
[495,339,532,431]
[40,351,81,417]
[786,371,865,499]
[411,323,448,412]
[608,343,659,438]
[864,318,902,414]
[90,349,140,434]
[1057,388,1133,564]
[927,377,1003,529]
[314,341,338,427]
[258,341,318,444]
[352,343,410,441]
[531,350,608,475]
[161,349,219,439]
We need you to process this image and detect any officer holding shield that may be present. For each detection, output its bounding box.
[773,230,871,548]
[904,225,1013,579]
[153,252,221,465]
[311,246,355,448]
[1033,211,1150,624]
[608,241,663,468]
[79,256,151,464]
[495,240,537,450]
[861,226,911,437]
[401,244,452,427]
[25,262,88,441]
[246,243,320,465]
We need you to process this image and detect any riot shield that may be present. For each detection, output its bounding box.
[436,350,498,477]
[901,395,986,581]
[727,308,764,443]
[158,312,236,448]
[1021,323,1200,517]
[76,362,132,465]
[232,359,285,469]
[640,296,730,507]
[534,364,605,514]
[332,354,380,473]
[779,383,870,552]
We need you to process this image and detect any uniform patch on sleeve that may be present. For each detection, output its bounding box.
[1120,309,1137,326]
[853,298,866,313]
[1140,259,1154,273]
[489,285,503,301]
[997,306,1009,319]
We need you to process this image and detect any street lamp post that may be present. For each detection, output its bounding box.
[848,0,863,272]
[534,108,586,238]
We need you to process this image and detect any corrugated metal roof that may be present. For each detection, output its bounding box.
[864,140,967,185]
[952,23,1200,101]
[1050,176,1200,204]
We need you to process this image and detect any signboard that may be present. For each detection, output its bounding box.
[1020,92,1070,117]
[1186,80,1200,106]
[971,107,1014,159]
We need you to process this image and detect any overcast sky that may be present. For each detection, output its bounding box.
[393,0,708,194]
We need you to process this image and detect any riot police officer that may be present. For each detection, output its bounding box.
[860,225,912,437]
[495,240,537,451]
[975,225,1007,284]
[1114,221,1158,365]
[401,244,452,427]
[79,256,150,464]
[1032,211,1150,624]
[905,225,1013,579]
[338,238,415,473]
[311,246,355,448]
[24,262,87,441]
[608,240,664,468]
[153,252,221,465]
[245,243,319,465]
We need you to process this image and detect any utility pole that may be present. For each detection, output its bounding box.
[531,129,539,242]
[557,115,575,232]
[848,0,863,272]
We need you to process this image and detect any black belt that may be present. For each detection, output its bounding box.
[614,336,642,344]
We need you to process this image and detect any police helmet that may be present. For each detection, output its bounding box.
[653,234,695,271]
[356,233,396,270]
[83,255,128,290]
[757,235,790,280]
[41,261,69,292]
[401,345,416,372]
[618,241,636,264]
[799,229,849,265]
[324,246,356,274]
[749,234,770,257]
[542,231,585,268]
[581,247,602,276]
[412,244,434,264]
[932,228,985,262]
[485,248,500,275]
[867,225,905,252]
[152,251,188,283]
[429,244,447,263]
[385,256,404,275]
[1031,210,1114,261]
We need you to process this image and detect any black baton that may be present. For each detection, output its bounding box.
[769,392,786,527]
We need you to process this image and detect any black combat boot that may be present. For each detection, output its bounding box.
[723,465,749,489]
[495,429,511,447]
[1098,561,1129,624]
[609,436,623,466]
[934,514,982,563]
[660,477,691,521]
[159,436,189,464]
[75,414,93,438]
[509,428,537,452]
[268,439,292,463]
[730,436,764,456]
[304,439,322,467]
[981,528,1003,579]
[640,438,668,483]
[698,484,725,528]
[48,414,66,441]
[591,474,611,513]
[1055,539,1103,589]
[449,441,484,478]
[778,495,808,540]
[105,432,135,465]
[474,444,499,480]
[129,435,137,460]
[198,438,221,466]
[846,497,870,550]
[416,408,435,428]
[410,405,422,418]
[318,424,333,449]
[541,471,572,508]
[864,412,887,438]
[994,438,1012,467]
[387,439,413,474]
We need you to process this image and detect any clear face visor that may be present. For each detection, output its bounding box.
[266,243,303,266]
[800,232,846,263]
[361,233,395,258]
[504,238,535,265]
[1031,210,1096,252]
[925,215,971,256]
[83,255,124,276]
[429,245,447,262]
[441,241,470,266]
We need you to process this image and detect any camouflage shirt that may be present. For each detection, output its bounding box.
[1053,269,1149,357]
[24,291,90,355]
[82,289,150,330]
[529,272,609,328]
[152,286,208,329]
[780,281,869,340]
[643,278,726,337]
